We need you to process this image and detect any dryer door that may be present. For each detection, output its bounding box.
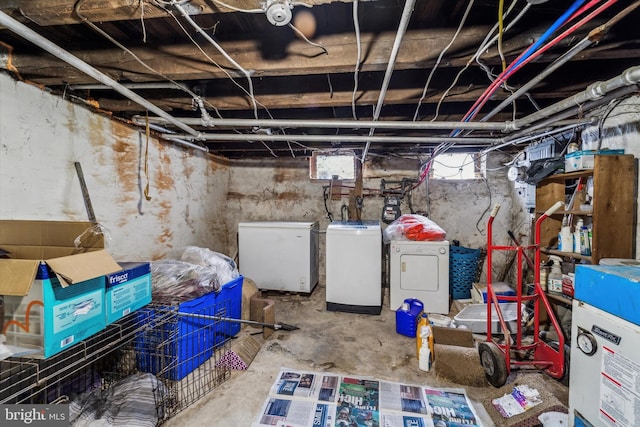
[400,253,439,291]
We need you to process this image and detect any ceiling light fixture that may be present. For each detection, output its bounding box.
[263,0,293,26]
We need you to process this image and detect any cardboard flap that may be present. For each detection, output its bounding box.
[46,250,122,287]
[0,259,39,295]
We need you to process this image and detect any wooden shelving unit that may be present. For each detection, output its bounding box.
[535,154,636,266]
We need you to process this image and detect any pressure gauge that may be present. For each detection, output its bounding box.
[577,330,598,356]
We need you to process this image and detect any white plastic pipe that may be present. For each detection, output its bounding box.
[166,132,497,144]
[361,0,416,162]
[0,10,201,138]
[144,116,513,131]
[511,65,640,130]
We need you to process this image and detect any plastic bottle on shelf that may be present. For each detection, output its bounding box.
[548,255,563,294]
[581,226,592,256]
[559,216,572,253]
[573,218,583,254]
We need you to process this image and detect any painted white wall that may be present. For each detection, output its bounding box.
[0,73,230,261]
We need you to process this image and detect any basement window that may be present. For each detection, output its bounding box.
[309,151,356,181]
[431,153,485,180]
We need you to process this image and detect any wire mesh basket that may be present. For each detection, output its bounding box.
[449,245,483,299]
[0,299,232,425]
[134,302,232,420]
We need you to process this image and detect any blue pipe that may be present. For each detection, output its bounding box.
[450,0,588,136]
[511,0,588,70]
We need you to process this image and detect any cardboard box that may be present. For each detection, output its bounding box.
[0,220,121,358]
[105,262,152,324]
[136,275,244,381]
[564,149,624,172]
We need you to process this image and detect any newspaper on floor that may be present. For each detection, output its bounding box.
[252,368,484,427]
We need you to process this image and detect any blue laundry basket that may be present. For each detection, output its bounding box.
[449,245,482,299]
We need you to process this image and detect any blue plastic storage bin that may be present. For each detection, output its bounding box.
[136,275,243,381]
[449,246,482,300]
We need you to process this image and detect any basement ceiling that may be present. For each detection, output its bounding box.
[0,0,639,158]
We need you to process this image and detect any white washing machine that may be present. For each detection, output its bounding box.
[569,265,640,427]
[389,240,450,314]
[326,221,382,314]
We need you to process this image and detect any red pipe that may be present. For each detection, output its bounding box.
[463,0,617,122]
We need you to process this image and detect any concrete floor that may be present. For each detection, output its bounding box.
[164,283,569,426]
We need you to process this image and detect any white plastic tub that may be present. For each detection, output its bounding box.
[454,303,524,334]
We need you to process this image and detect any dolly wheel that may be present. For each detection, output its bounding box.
[479,341,508,387]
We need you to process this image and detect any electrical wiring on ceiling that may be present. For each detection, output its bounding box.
[430,0,527,122]
[351,0,362,120]
[497,0,506,72]
[74,0,224,121]
[209,0,263,13]
[171,1,260,120]
[154,1,269,117]
[287,22,328,55]
[454,0,617,133]
[474,2,538,111]
[470,0,639,137]
[412,0,476,122]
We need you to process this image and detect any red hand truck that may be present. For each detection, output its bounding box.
[478,201,566,387]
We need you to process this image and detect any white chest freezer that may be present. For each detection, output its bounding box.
[238,221,319,293]
[389,240,450,314]
[326,221,382,314]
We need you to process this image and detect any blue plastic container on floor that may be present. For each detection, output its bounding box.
[135,275,243,381]
[395,298,424,337]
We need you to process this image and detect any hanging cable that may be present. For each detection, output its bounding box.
[171,1,259,119]
[452,0,616,135]
[75,0,199,101]
[351,0,362,120]
[143,113,152,201]
[361,0,416,162]
[412,0,476,121]
[497,0,506,71]
[431,0,526,122]
[288,22,328,55]
[155,3,274,122]
[210,0,263,13]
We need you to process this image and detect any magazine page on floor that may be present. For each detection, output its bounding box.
[252,368,483,427]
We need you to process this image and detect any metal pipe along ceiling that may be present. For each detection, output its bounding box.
[361,0,417,162]
[135,116,515,131]
[0,10,201,139]
[2,8,639,152]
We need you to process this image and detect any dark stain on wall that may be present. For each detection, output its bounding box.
[111,122,138,198]
[156,143,175,191]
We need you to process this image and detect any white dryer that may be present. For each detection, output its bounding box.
[389,240,450,314]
